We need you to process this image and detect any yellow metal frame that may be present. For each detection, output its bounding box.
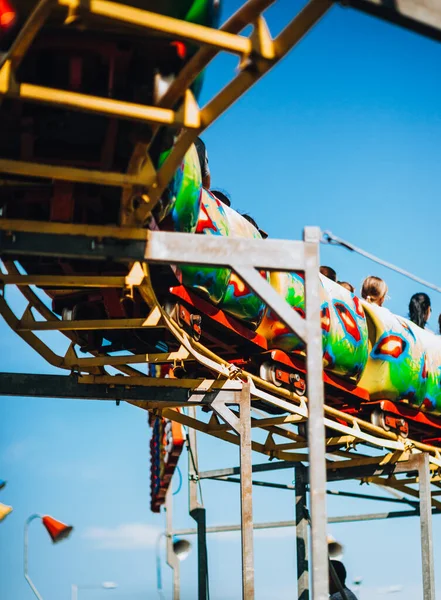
[0,0,332,225]
[1,0,440,511]
[2,254,441,487]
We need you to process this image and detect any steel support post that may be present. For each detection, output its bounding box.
[24,515,43,600]
[295,466,309,600]
[188,408,208,600]
[239,382,254,599]
[303,226,328,600]
[165,486,180,600]
[418,453,436,600]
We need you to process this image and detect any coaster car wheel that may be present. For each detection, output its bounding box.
[260,361,282,387]
[289,372,306,396]
[370,408,391,431]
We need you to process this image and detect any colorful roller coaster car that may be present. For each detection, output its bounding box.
[1,0,441,445]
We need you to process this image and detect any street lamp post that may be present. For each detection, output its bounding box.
[71,582,117,600]
[24,513,74,599]
[156,533,192,599]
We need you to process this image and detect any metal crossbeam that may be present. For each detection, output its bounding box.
[172,508,441,537]
[0,158,150,187]
[0,373,235,406]
[199,453,429,482]
[0,222,306,269]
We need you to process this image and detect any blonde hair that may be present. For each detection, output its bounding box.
[361,276,388,306]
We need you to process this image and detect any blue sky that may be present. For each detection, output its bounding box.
[1,1,441,599]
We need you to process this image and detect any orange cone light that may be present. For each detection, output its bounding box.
[42,515,73,543]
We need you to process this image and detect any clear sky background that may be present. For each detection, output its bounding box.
[1,1,441,599]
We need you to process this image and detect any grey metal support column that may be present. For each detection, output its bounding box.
[418,453,435,600]
[165,486,180,600]
[188,407,208,600]
[303,226,328,600]
[295,466,309,600]
[239,382,254,600]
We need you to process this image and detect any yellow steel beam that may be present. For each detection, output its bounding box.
[0,59,200,130]
[368,476,441,511]
[0,293,100,374]
[133,0,333,223]
[16,317,167,331]
[58,0,254,57]
[401,475,441,486]
[251,414,306,428]
[325,436,356,447]
[121,0,278,222]
[158,406,307,463]
[0,274,128,287]
[15,82,198,128]
[326,450,410,472]
[79,374,242,391]
[1,260,143,378]
[0,158,152,188]
[156,0,278,111]
[0,218,148,240]
[64,347,189,368]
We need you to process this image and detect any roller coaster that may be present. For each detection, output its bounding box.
[1,0,441,444]
[0,1,441,599]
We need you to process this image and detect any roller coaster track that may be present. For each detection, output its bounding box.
[1,239,441,507]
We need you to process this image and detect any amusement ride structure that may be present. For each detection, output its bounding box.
[0,0,440,598]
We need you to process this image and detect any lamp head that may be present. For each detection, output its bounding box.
[327,535,344,559]
[172,538,191,561]
[42,515,73,543]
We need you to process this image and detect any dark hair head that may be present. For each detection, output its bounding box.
[338,281,355,294]
[320,266,337,282]
[241,213,259,229]
[439,314,441,336]
[211,190,231,207]
[409,293,431,328]
[331,560,347,586]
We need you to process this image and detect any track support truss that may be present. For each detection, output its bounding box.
[1,228,440,598]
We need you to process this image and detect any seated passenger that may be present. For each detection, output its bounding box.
[195,137,211,189]
[409,292,431,329]
[241,213,268,239]
[211,190,231,207]
[338,281,355,293]
[361,276,388,307]
[320,266,337,282]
